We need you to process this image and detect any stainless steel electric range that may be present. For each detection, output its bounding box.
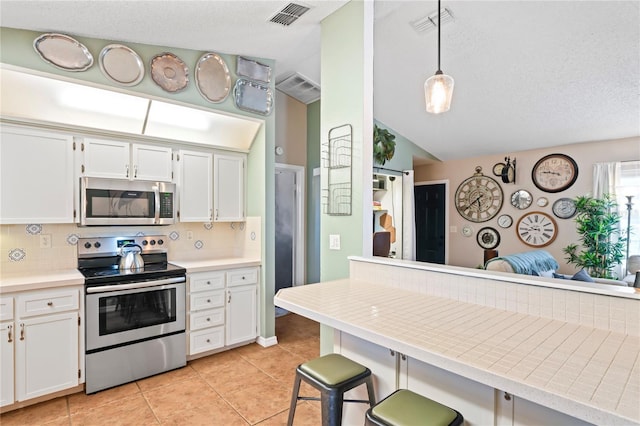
[78,235,186,394]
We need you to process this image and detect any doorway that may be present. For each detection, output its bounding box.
[414,181,448,264]
[275,164,305,296]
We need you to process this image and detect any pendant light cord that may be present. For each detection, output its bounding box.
[437,0,442,73]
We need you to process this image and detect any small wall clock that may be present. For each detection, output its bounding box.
[462,225,473,237]
[531,153,578,193]
[510,189,532,210]
[516,211,558,247]
[477,226,500,249]
[497,214,513,228]
[454,166,504,223]
[552,197,577,219]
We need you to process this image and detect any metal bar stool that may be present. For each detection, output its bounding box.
[287,353,376,426]
[365,389,463,426]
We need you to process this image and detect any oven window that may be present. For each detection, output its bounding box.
[98,288,176,335]
[86,189,153,218]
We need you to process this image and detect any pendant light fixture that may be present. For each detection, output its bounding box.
[424,0,454,114]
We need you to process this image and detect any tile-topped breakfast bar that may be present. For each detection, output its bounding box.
[274,257,640,426]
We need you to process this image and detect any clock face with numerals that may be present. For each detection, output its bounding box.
[516,211,558,247]
[531,153,578,193]
[455,167,504,223]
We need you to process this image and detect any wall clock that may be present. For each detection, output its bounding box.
[531,153,578,193]
[552,197,577,219]
[501,156,516,184]
[510,189,532,210]
[492,163,505,177]
[462,225,473,237]
[497,214,513,228]
[454,166,504,223]
[536,197,549,207]
[477,227,500,249]
[516,211,558,247]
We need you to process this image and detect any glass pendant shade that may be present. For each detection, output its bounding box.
[424,71,454,114]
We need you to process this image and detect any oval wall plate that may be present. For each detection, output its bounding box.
[99,44,144,86]
[34,33,93,71]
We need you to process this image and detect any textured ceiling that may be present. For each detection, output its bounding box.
[1,1,639,161]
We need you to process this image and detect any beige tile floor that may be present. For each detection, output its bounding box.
[1,313,322,425]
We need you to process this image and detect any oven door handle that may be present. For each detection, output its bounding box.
[86,276,185,293]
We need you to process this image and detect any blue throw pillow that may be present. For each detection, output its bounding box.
[571,269,595,282]
[552,272,565,279]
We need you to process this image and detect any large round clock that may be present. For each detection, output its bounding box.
[516,211,558,247]
[531,153,578,193]
[455,166,504,223]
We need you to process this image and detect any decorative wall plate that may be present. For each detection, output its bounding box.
[99,44,144,86]
[517,211,558,247]
[150,53,189,92]
[195,52,231,103]
[233,78,273,115]
[237,56,271,83]
[33,33,93,71]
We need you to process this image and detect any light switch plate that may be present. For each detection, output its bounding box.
[329,234,341,250]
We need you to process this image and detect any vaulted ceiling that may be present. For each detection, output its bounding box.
[1,1,639,161]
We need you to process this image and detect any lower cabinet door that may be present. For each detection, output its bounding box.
[189,327,224,355]
[225,285,257,346]
[0,322,15,407]
[15,312,79,401]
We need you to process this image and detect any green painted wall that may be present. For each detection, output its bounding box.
[1,26,277,340]
[306,100,321,284]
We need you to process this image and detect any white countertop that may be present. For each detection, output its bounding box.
[275,279,640,426]
[0,269,84,293]
[169,257,261,273]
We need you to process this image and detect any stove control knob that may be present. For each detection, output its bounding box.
[142,240,148,246]
[150,240,156,246]
[94,242,101,248]
[158,239,164,245]
[84,242,92,249]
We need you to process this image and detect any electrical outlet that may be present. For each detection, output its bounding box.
[40,234,52,249]
[329,234,341,250]
[187,231,194,240]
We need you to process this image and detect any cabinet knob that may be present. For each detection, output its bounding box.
[47,301,53,307]
[206,339,211,343]
[206,281,211,285]
[206,317,211,322]
[504,392,512,401]
[242,276,245,280]
[207,299,211,303]
[389,349,395,357]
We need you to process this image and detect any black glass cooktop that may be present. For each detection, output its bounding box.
[80,260,186,287]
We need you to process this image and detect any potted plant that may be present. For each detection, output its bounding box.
[563,194,626,279]
[373,124,396,166]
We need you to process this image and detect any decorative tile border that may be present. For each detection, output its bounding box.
[203,223,213,230]
[26,224,42,235]
[8,248,26,261]
[66,233,80,245]
[194,240,204,249]
[169,231,180,241]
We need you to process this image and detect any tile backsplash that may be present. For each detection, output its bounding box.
[0,217,261,275]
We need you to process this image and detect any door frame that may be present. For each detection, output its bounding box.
[275,163,306,286]
[414,179,450,265]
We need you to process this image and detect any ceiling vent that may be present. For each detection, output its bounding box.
[269,3,310,26]
[410,8,454,34]
[276,73,321,104]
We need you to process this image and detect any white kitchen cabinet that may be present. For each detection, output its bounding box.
[186,267,259,358]
[0,296,15,407]
[213,152,245,222]
[177,149,213,222]
[0,126,75,224]
[0,287,81,407]
[82,138,172,182]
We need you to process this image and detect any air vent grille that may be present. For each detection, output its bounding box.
[269,3,310,26]
[410,8,454,33]
[276,73,321,104]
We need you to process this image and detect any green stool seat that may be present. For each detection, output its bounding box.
[287,353,376,426]
[365,389,464,426]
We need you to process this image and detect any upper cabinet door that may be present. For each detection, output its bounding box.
[213,153,245,222]
[0,126,75,224]
[177,150,212,222]
[132,144,173,182]
[82,138,130,179]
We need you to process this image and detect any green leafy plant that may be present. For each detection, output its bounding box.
[563,194,626,279]
[373,124,396,165]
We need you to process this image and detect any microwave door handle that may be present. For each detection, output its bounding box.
[154,187,160,224]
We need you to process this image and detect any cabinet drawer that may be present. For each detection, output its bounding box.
[190,272,225,292]
[189,308,224,331]
[0,297,13,321]
[189,290,224,311]
[189,327,224,354]
[17,288,79,318]
[227,268,259,287]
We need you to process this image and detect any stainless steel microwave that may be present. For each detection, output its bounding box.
[80,177,176,226]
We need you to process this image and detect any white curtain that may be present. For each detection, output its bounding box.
[592,162,618,198]
[402,170,416,261]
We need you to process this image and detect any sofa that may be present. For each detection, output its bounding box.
[484,250,629,286]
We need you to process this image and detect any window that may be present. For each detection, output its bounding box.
[615,160,640,276]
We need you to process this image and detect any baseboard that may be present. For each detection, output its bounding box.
[256,335,278,347]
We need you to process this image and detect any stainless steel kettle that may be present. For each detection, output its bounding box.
[119,243,144,270]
